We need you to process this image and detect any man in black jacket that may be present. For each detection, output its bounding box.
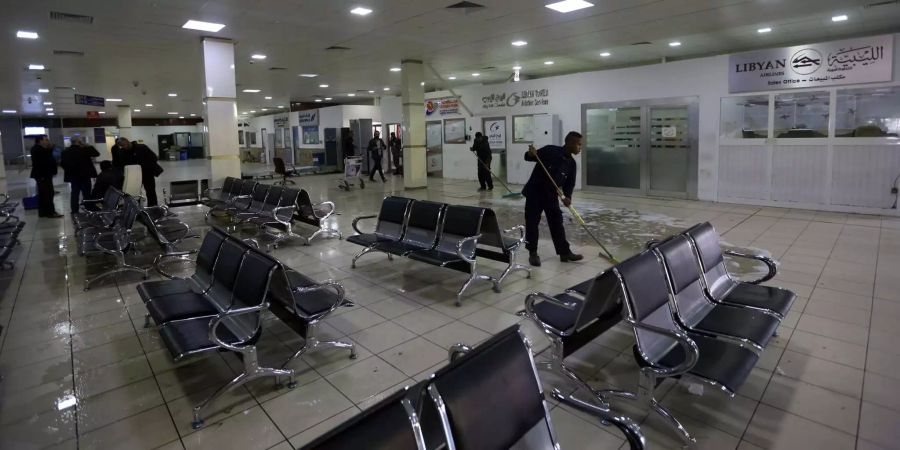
[470,132,493,191]
[90,161,125,201]
[366,130,387,182]
[522,131,584,266]
[389,132,402,175]
[112,137,163,206]
[30,135,63,218]
[60,137,100,213]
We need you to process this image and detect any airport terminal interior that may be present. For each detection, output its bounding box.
[1,1,900,449]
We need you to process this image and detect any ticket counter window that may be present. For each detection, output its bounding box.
[774,91,829,138]
[720,96,769,139]
[835,87,900,138]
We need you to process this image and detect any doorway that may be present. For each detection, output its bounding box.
[582,97,698,198]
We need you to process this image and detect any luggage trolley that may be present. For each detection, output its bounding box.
[337,156,365,191]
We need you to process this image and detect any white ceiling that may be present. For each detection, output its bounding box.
[1,0,899,119]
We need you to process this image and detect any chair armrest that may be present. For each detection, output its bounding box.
[723,250,777,284]
[291,279,346,320]
[550,390,645,450]
[202,187,222,197]
[645,239,661,250]
[448,343,473,363]
[312,201,336,220]
[456,234,482,263]
[351,215,377,235]
[207,303,269,351]
[153,249,199,279]
[272,205,296,224]
[226,194,251,206]
[143,204,171,218]
[0,193,9,204]
[80,197,104,205]
[520,292,578,336]
[624,318,698,377]
[503,224,526,245]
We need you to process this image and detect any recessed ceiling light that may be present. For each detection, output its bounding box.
[45,108,53,112]
[43,101,52,105]
[368,90,375,93]
[190,113,196,117]
[2,110,17,114]
[167,112,178,115]
[600,52,611,57]
[668,41,681,47]
[28,64,45,70]
[250,110,257,113]
[242,89,261,93]
[145,103,153,107]
[512,65,522,70]
[511,40,527,47]
[324,97,332,100]
[251,54,266,60]
[319,84,329,88]
[264,96,272,100]
[46,112,54,116]
[544,61,554,65]
[757,27,772,33]
[383,87,390,90]
[545,0,594,13]
[16,30,39,39]
[447,76,457,80]
[38,88,49,93]
[98,111,105,114]
[350,7,373,16]
[277,105,284,108]
[315,99,323,102]
[133,109,141,112]
[182,20,226,32]
[168,93,177,97]
[261,108,268,111]
[107,98,123,102]
[241,111,248,114]
[178,116,185,119]
[390,67,401,72]
[347,93,356,97]
[420,82,425,86]
[299,73,318,78]
[832,14,848,22]
[472,73,480,77]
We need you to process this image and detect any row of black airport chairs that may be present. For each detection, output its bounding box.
[303,324,645,450]
[0,195,25,269]
[520,222,795,444]
[138,225,356,428]
[204,176,341,247]
[348,196,531,304]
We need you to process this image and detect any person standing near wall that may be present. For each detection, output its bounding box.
[30,135,63,218]
[522,131,584,266]
[60,137,99,213]
[470,132,493,191]
[367,130,387,182]
[112,137,164,206]
[389,131,402,175]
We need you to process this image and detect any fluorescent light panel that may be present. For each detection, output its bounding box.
[299,73,318,78]
[1,110,16,114]
[668,41,681,47]
[242,89,261,93]
[168,93,177,97]
[757,27,772,33]
[43,102,52,105]
[28,64,44,70]
[107,98,122,102]
[251,54,266,60]
[511,40,527,47]
[350,7,372,16]
[38,88,49,93]
[315,99,323,102]
[383,87,391,90]
[319,84,329,88]
[545,0,593,13]
[390,67,401,72]
[832,14,848,22]
[183,20,225,32]
[600,52,611,57]
[544,61,554,65]
[16,30,39,39]
[264,96,272,100]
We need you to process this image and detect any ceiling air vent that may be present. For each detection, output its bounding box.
[865,0,900,8]
[49,11,94,25]
[480,66,496,71]
[630,41,652,46]
[53,50,85,57]
[269,67,287,71]
[326,45,351,51]
[447,1,484,8]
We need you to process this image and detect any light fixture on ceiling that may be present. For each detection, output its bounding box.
[447,76,457,80]
[107,98,123,102]
[46,112,54,116]
[250,110,257,113]
[390,67,401,72]
[299,73,318,78]
[757,27,772,33]
[420,81,425,86]
[668,41,681,47]
[178,116,185,119]
[133,109,141,112]
[315,99,323,102]
[45,108,53,112]
[350,7,373,16]
[368,90,375,93]
[325,97,332,100]
[145,103,153,107]
[242,89,261,93]
[832,14,848,22]
[600,52,611,57]
[319,84,329,88]
[347,93,356,97]
[241,111,248,114]
[2,110,17,114]
[190,113,196,117]
[167,112,178,115]
[264,96,272,100]
[98,111,105,114]
[512,65,522,70]
[471,73,480,77]
[38,88,49,93]
[545,0,594,13]
[277,105,285,108]
[28,64,45,70]
[182,20,226,32]
[511,40,527,47]
[544,61,554,65]
[261,108,268,111]
[43,101,52,105]
[168,93,177,97]
[383,87,390,90]
[251,54,266,60]
[16,30,39,39]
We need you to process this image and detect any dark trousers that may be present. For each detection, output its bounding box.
[477,158,493,189]
[36,177,57,216]
[369,156,385,181]
[391,149,402,174]
[144,177,158,207]
[69,179,92,212]
[524,195,571,255]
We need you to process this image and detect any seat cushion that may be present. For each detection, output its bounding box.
[158,317,239,359]
[138,279,193,301]
[695,306,780,348]
[658,332,759,393]
[532,293,583,332]
[270,271,343,317]
[723,283,795,317]
[145,292,217,325]
[568,279,594,296]
[347,233,380,247]
[373,240,429,256]
[407,249,464,266]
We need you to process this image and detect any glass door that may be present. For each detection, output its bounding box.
[585,107,642,190]
[648,106,690,196]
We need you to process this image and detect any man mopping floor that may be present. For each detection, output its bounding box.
[522,131,584,266]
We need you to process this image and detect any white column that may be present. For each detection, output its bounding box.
[0,130,7,193]
[117,105,133,139]
[202,37,240,186]
[401,59,427,189]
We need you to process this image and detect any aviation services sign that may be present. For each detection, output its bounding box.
[728,34,893,93]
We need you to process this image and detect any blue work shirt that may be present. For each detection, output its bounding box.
[522,145,577,199]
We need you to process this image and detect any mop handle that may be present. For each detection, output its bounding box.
[529,145,567,200]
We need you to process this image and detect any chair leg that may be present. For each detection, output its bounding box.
[637,370,694,444]
[281,324,357,370]
[351,246,374,268]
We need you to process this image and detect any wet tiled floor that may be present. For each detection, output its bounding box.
[1,161,899,449]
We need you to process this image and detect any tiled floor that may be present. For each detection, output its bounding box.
[1,161,899,449]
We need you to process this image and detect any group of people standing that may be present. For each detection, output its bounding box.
[366,130,402,181]
[29,135,162,218]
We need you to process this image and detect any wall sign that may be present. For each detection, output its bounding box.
[482,88,549,110]
[425,97,459,116]
[274,114,289,128]
[728,34,893,93]
[74,94,105,107]
[297,110,319,126]
[482,118,506,149]
[443,118,466,144]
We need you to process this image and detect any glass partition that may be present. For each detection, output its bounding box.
[835,87,900,138]
[774,91,829,138]
[584,106,641,189]
[720,96,769,139]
